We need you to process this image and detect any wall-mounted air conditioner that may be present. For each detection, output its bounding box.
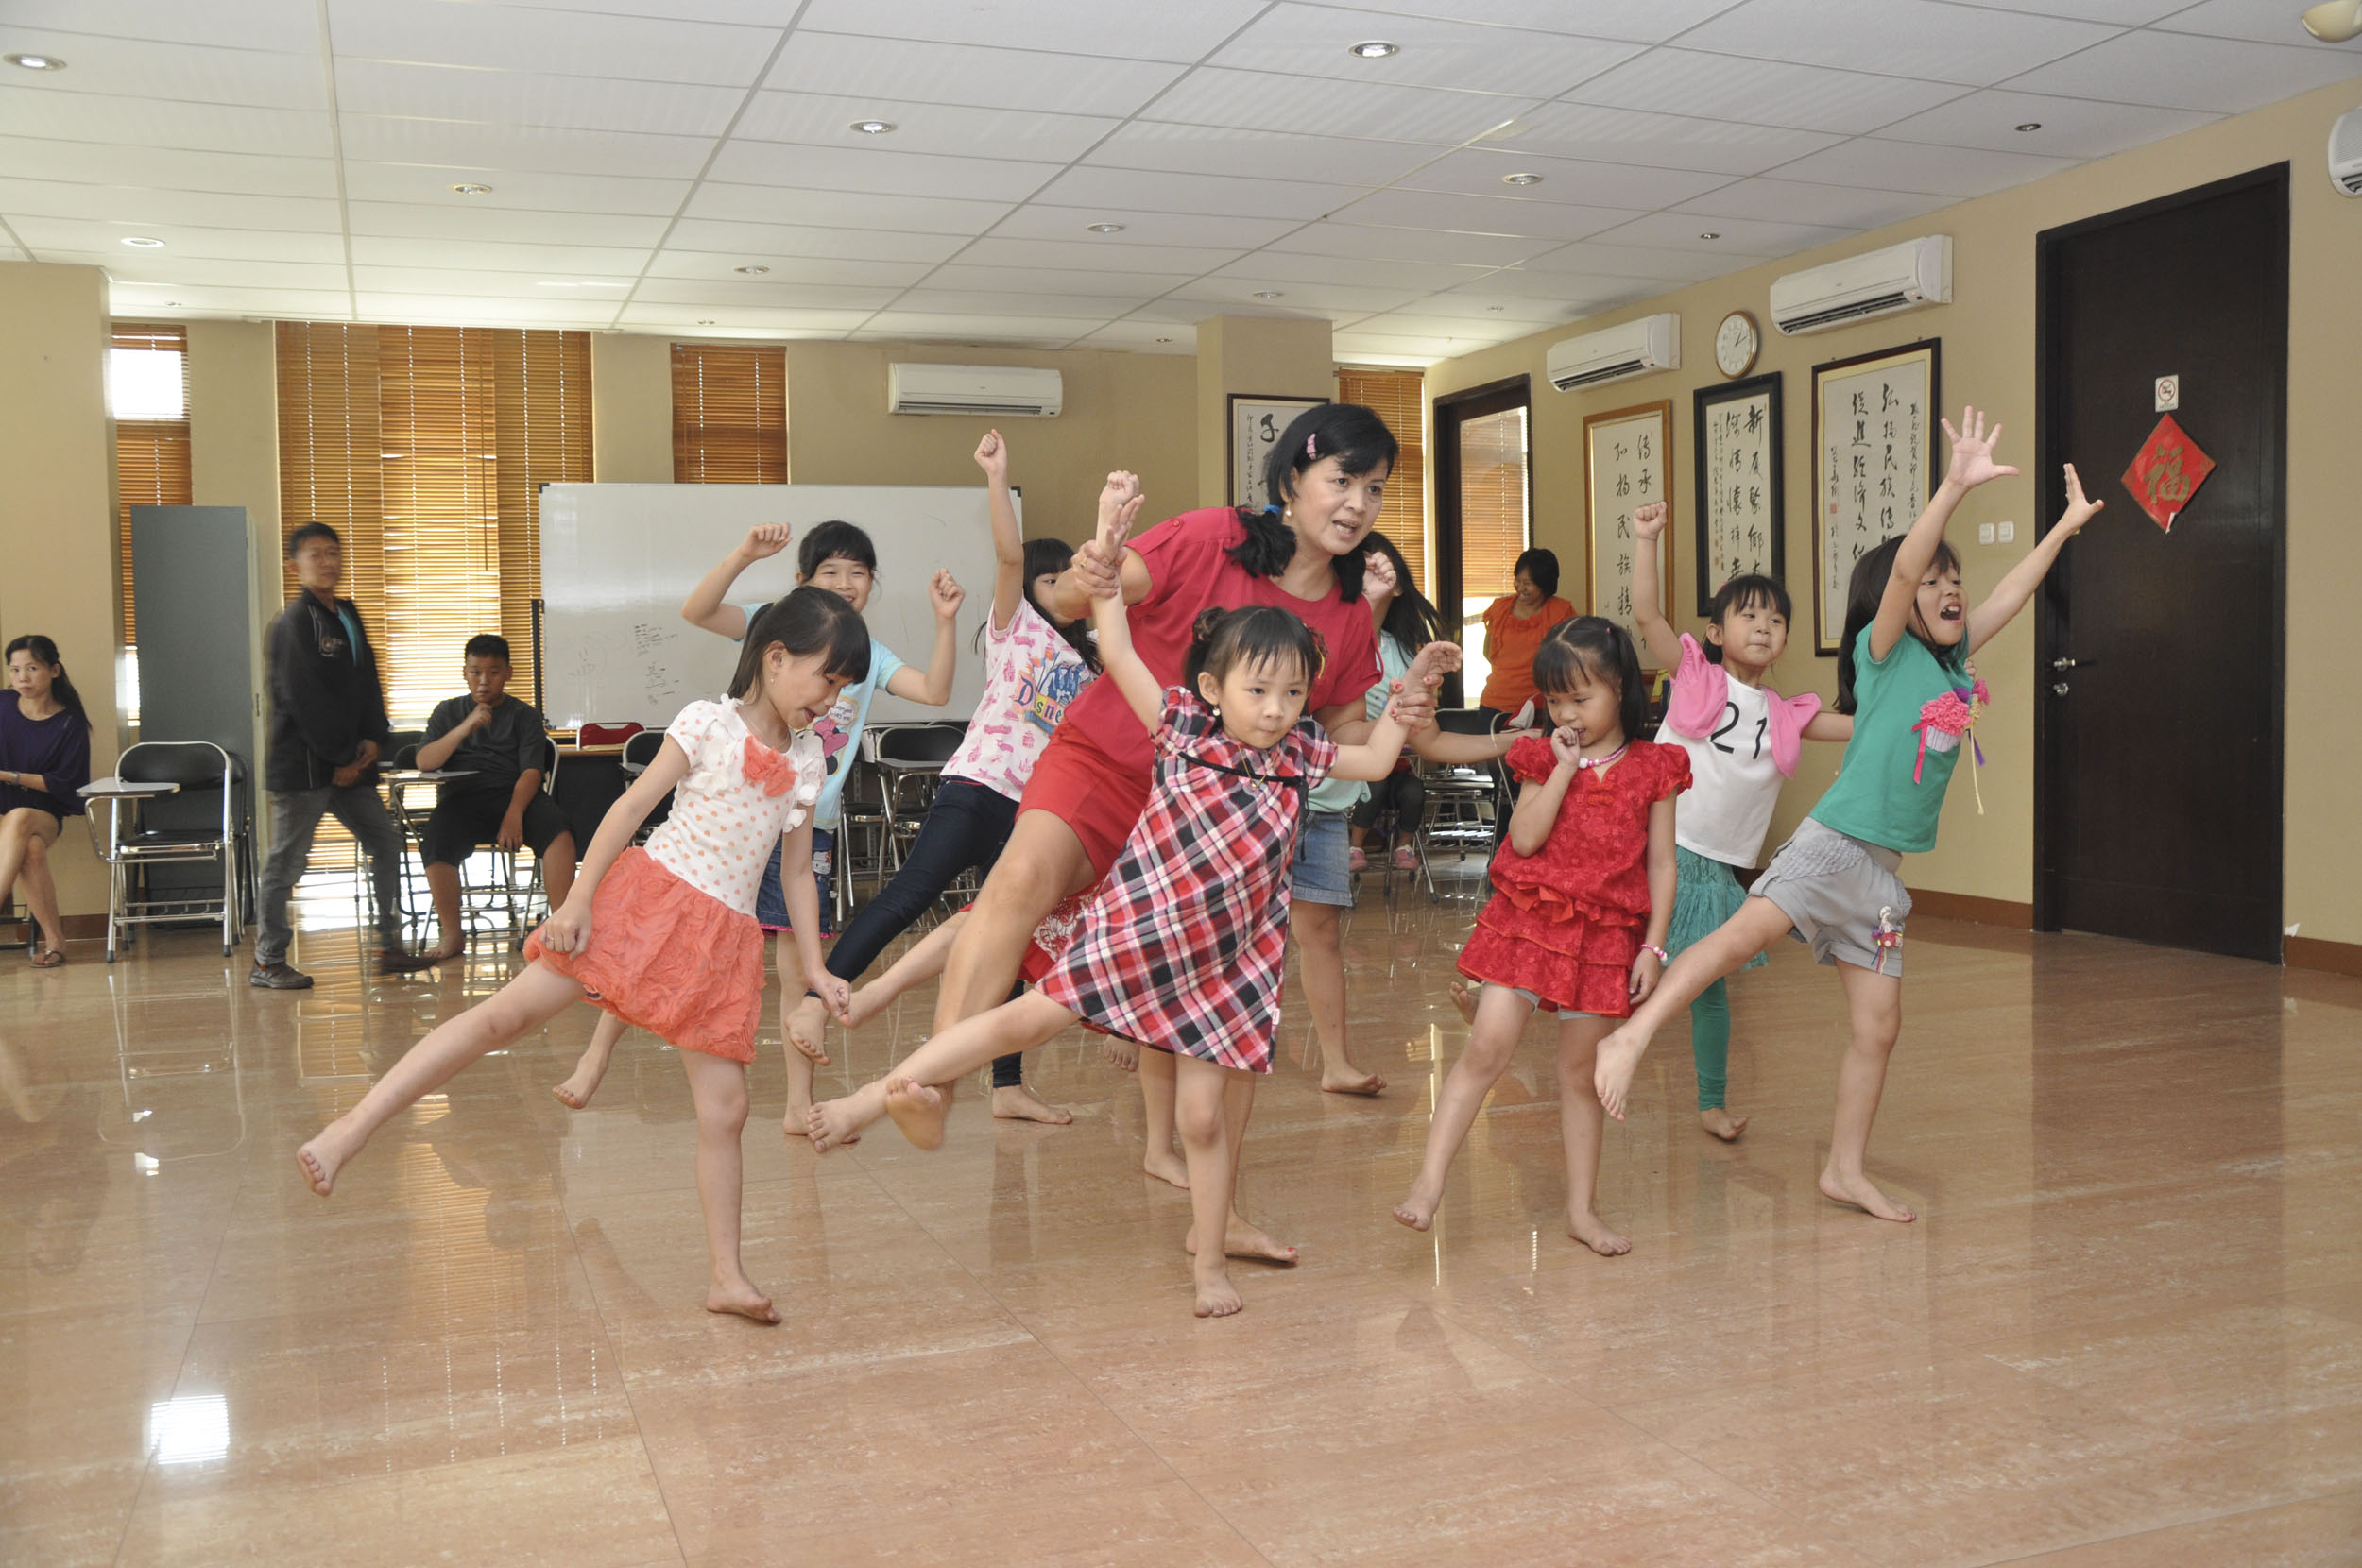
[886,363,1063,417]
[1769,236,1951,336]
[1544,313,1680,392]
[2331,106,2362,196]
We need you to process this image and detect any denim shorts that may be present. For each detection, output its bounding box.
[1290,808,1354,909]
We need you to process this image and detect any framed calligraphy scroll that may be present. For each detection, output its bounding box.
[1228,394,1328,511]
[1583,399,1673,652]
[1811,339,1939,655]
[1691,372,1785,617]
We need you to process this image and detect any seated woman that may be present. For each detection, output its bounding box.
[412,635,577,963]
[1,636,93,968]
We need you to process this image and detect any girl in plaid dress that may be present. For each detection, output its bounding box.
[813,505,1453,1318]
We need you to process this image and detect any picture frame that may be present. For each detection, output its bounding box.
[1583,399,1674,655]
[1810,339,1941,655]
[1690,372,1785,618]
[1227,394,1329,511]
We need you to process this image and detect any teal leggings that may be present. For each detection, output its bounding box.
[1691,980,1731,1111]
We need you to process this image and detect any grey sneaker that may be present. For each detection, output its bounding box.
[248,962,314,990]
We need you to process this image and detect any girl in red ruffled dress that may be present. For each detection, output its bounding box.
[1394,617,1686,1257]
[297,588,868,1324]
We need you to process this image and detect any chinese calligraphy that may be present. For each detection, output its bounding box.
[1585,401,1673,651]
[1814,345,1936,652]
[1695,375,1783,616]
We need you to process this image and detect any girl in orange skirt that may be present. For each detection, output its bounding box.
[296,588,869,1324]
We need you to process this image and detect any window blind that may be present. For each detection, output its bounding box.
[672,343,787,484]
[1458,403,1531,600]
[111,322,192,647]
[1336,366,1427,596]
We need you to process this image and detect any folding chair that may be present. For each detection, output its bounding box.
[1417,708,1508,884]
[87,741,244,961]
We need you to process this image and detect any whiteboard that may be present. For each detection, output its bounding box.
[538,484,1013,729]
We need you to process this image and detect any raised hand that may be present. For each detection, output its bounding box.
[1388,640,1458,729]
[1940,406,2020,491]
[2053,461,2105,538]
[1549,724,1584,770]
[740,522,792,562]
[929,570,965,620]
[1631,501,1668,540]
[1096,469,1143,550]
[973,429,1008,485]
[1361,545,1398,603]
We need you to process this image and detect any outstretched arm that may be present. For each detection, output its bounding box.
[975,430,1025,634]
[1085,473,1157,729]
[1801,711,1854,743]
[883,571,964,707]
[682,525,791,639]
[1870,407,2017,664]
[1627,502,1685,673]
[1966,463,2104,652]
[1331,642,1461,782]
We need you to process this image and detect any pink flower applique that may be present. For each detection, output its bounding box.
[1911,678,1991,809]
[741,736,801,798]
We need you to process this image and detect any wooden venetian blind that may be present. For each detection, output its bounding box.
[1458,403,1531,600]
[112,322,192,646]
[275,322,592,724]
[1337,366,1427,596]
[672,343,787,484]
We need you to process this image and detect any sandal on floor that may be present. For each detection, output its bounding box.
[30,945,65,969]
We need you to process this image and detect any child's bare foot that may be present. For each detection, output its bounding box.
[804,1096,863,1153]
[1187,1214,1297,1265]
[294,1120,361,1197]
[783,995,830,1065]
[1447,980,1478,1026]
[1193,1269,1243,1320]
[552,1056,609,1110]
[1593,1023,1650,1120]
[1141,1144,1190,1189]
[883,1075,948,1150]
[706,1276,782,1324]
[1320,1061,1387,1096]
[1819,1166,1916,1222]
[1567,1208,1632,1256]
[1699,1106,1749,1142]
[991,1083,1071,1126]
[1103,1038,1138,1072]
[1392,1181,1443,1233]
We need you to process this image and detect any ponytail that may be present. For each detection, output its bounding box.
[5,635,90,731]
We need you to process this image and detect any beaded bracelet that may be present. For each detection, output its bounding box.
[1638,944,1669,963]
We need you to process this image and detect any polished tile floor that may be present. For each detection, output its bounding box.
[6,873,2361,1567]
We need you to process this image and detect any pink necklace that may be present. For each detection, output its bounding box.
[1576,741,1628,771]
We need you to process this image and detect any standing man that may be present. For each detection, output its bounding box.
[251,522,432,987]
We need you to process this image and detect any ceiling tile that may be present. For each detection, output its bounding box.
[990,204,1300,248]
[7,215,346,263]
[1952,0,2186,18]
[1208,251,1501,290]
[346,200,672,247]
[1390,288,1583,323]
[1327,329,1467,362]
[0,93,331,159]
[645,251,933,288]
[735,94,1118,164]
[326,0,781,87]
[4,0,317,50]
[1337,312,1529,347]
[1675,0,2120,86]
[0,178,340,230]
[685,183,1014,234]
[1874,89,2221,159]
[615,303,874,331]
[1068,321,1196,352]
[1168,276,1426,314]
[1670,177,1952,229]
[351,266,636,299]
[337,119,713,180]
[952,236,1249,274]
[1766,137,2080,198]
[467,0,797,22]
[1335,186,1643,241]
[0,136,335,198]
[1562,47,1971,134]
[69,253,344,291]
[706,143,1057,202]
[1429,267,1669,307]
[339,162,692,215]
[1028,165,1365,221]
[1317,0,1742,43]
[1481,101,1843,177]
[630,280,904,310]
[664,218,972,264]
[1515,239,1741,282]
[862,310,1129,340]
[333,60,745,137]
[761,33,1188,118]
[922,264,1197,298]
[1587,210,1858,254]
[2001,29,2362,114]
[1126,298,1323,325]
[1144,66,1537,145]
[1207,8,1643,97]
[0,30,328,110]
[1084,123,1436,186]
[109,282,353,316]
[1398,146,1731,208]
[1269,220,1566,265]
[347,236,653,274]
[795,0,1268,61]
[355,291,620,325]
[889,288,1159,318]
[2154,0,2362,39]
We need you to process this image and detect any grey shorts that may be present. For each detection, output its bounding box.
[1753,818,1909,976]
[1291,808,1354,908]
[1506,986,1601,1023]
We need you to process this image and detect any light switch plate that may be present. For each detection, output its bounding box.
[2155,375,2179,411]
[1997,520,2014,543]
[1977,523,1995,544]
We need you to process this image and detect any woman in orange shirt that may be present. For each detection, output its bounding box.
[1477,549,1577,721]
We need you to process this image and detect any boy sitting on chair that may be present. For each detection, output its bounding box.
[413,635,577,963]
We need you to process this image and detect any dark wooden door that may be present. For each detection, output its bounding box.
[2035,165,2286,963]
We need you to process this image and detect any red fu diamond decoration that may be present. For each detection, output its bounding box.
[2121,414,2215,534]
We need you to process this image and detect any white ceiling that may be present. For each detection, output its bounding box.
[1,0,2355,364]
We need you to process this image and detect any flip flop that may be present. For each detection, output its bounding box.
[30,946,65,969]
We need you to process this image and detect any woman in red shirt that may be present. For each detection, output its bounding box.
[1477,549,1577,721]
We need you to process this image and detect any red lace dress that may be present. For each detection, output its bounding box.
[1456,735,1689,1017]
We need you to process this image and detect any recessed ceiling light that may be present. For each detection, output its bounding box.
[1087,222,1126,233]
[1155,336,1172,343]
[4,52,65,70]
[450,182,493,196]
[849,119,896,135]
[734,264,770,275]
[2014,122,2043,132]
[1699,231,1720,240]
[1252,289,1284,298]
[120,236,165,248]
[1485,304,1505,312]
[697,319,716,326]
[1501,172,1544,187]
[1348,40,1399,58]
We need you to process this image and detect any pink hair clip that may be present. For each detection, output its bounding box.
[1305,434,1318,458]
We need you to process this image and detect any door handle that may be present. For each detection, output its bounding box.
[2051,682,2071,696]
[2050,656,2080,672]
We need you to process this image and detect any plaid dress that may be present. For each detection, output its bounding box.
[1036,688,1336,1071]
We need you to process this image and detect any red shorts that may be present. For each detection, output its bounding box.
[1017,725,1152,881]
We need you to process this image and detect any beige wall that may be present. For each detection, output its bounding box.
[591,332,673,483]
[1428,76,2362,943]
[0,262,118,916]
[185,319,281,791]
[1193,315,1336,509]
[785,340,1197,546]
